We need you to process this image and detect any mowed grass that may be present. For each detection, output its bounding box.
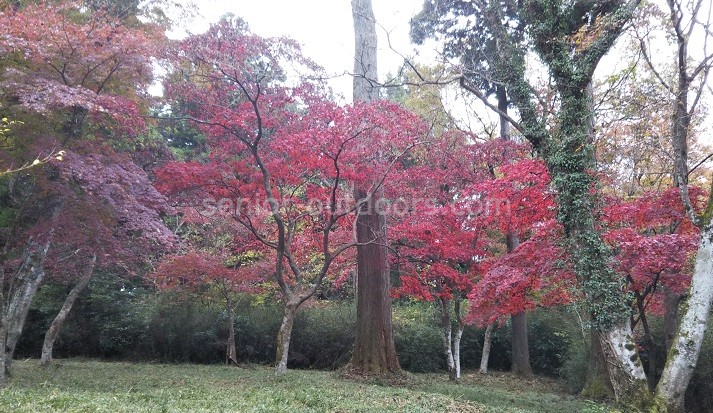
[0,360,609,413]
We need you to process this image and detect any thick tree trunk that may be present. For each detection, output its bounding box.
[41,255,96,366]
[275,302,298,375]
[4,239,50,375]
[511,311,532,377]
[598,323,651,409]
[656,230,713,412]
[226,294,238,366]
[348,188,400,375]
[348,0,400,377]
[580,329,614,399]
[351,0,379,103]
[479,324,493,375]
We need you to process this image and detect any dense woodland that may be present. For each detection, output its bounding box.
[1,0,712,412]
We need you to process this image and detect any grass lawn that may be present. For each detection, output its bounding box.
[0,360,610,413]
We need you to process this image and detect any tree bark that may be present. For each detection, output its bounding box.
[496,86,510,140]
[652,2,713,409]
[347,0,401,377]
[348,188,400,375]
[275,302,298,375]
[656,229,713,412]
[351,0,379,103]
[598,322,650,409]
[634,292,657,390]
[225,294,238,366]
[40,254,96,366]
[479,324,493,375]
[452,296,464,382]
[4,239,50,376]
[506,232,532,377]
[440,298,456,380]
[511,311,532,377]
[580,329,614,399]
[663,286,681,353]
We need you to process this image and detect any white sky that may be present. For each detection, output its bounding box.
[165,0,711,143]
[175,0,430,102]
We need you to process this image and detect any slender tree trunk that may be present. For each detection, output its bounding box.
[4,239,50,375]
[656,229,713,412]
[453,322,463,381]
[439,298,456,380]
[347,0,400,377]
[452,296,464,382]
[275,302,298,375]
[225,294,238,366]
[662,287,681,353]
[41,255,96,366]
[634,293,657,390]
[479,324,493,374]
[496,86,510,140]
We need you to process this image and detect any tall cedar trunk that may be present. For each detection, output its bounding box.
[656,229,713,412]
[275,302,298,374]
[4,240,50,375]
[506,232,532,376]
[498,88,533,377]
[440,297,456,380]
[479,324,494,374]
[226,294,238,366]
[41,255,96,366]
[348,0,400,376]
[349,190,400,375]
[580,329,615,399]
[510,312,532,376]
[663,287,681,353]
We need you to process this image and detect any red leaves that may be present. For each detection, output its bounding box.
[467,221,576,326]
[602,188,701,315]
[153,251,263,294]
[0,1,163,133]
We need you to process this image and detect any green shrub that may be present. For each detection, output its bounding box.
[393,303,444,372]
[144,291,225,363]
[233,299,282,363]
[17,272,151,360]
[290,302,356,369]
[528,310,577,377]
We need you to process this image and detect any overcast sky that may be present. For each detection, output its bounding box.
[173,0,429,102]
